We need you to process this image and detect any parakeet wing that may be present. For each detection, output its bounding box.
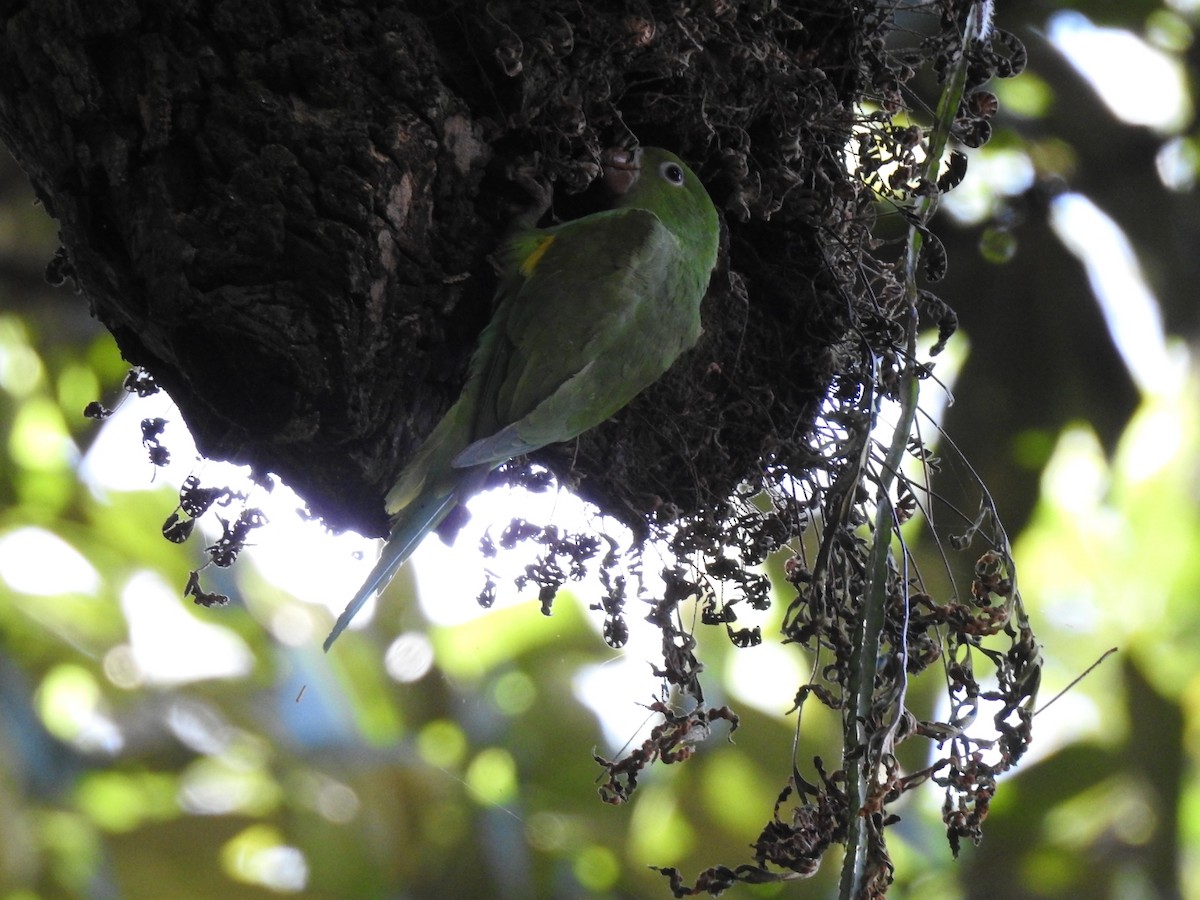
[453,206,699,468]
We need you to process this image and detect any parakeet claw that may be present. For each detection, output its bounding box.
[509,164,553,229]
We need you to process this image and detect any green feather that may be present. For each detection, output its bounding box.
[325,147,719,650]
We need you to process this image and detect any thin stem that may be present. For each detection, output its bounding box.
[836,3,986,897]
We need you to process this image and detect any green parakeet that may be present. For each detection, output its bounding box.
[324,146,719,650]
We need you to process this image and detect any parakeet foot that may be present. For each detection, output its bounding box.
[508,163,553,229]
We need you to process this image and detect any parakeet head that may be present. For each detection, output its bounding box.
[601,146,719,265]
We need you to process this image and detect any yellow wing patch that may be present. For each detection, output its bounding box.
[519,234,556,278]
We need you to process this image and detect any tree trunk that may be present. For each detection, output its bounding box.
[0,0,864,537]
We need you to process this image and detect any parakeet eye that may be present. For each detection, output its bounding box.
[660,162,686,186]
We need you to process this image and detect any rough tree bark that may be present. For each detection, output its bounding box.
[0,0,865,537]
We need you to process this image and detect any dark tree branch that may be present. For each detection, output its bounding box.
[0,0,864,539]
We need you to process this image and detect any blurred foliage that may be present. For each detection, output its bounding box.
[2,0,1200,897]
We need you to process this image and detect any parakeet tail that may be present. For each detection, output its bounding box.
[323,488,459,651]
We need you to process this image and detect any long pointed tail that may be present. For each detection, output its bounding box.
[323,490,459,651]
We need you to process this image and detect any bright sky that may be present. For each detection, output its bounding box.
[1049,10,1192,132]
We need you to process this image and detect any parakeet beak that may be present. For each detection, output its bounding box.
[601,146,642,197]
